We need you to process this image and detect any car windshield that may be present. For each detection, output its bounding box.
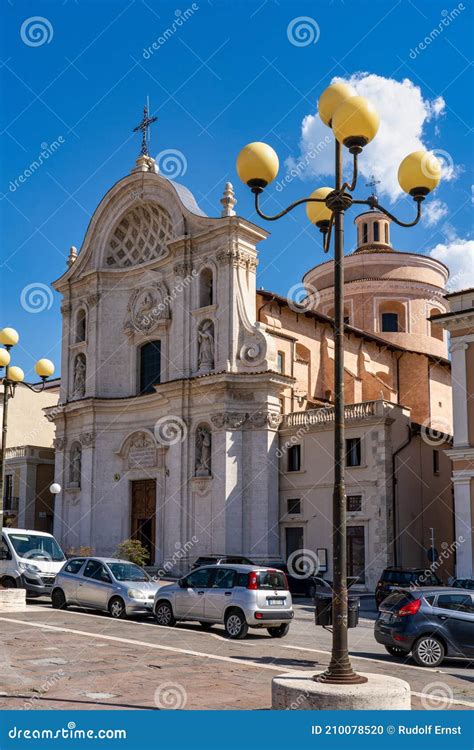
[257,570,287,590]
[107,563,149,582]
[380,591,414,611]
[7,533,65,562]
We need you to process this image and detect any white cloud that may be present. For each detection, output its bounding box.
[288,73,459,203]
[429,236,474,290]
[422,199,449,227]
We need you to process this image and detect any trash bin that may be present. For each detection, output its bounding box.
[314,593,360,628]
[314,593,333,626]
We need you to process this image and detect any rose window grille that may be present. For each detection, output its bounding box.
[106,203,174,267]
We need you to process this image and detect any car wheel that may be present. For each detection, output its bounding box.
[51,588,67,610]
[224,609,248,639]
[199,622,213,630]
[1,577,17,589]
[154,601,176,627]
[267,624,290,638]
[412,635,445,667]
[385,645,406,657]
[108,596,126,619]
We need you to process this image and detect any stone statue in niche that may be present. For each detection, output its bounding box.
[73,354,86,399]
[197,320,215,372]
[137,292,154,328]
[195,426,211,477]
[70,443,82,487]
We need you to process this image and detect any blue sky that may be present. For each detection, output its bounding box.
[1,0,472,378]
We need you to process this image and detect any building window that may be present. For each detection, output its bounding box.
[343,315,350,325]
[288,445,301,472]
[139,341,161,395]
[345,438,361,467]
[381,312,399,332]
[76,309,86,342]
[433,449,440,475]
[362,223,368,244]
[287,498,301,515]
[373,221,380,242]
[277,351,285,374]
[199,268,213,308]
[347,495,362,512]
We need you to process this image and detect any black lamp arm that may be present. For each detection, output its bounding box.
[253,191,327,222]
[352,195,423,228]
[340,151,359,194]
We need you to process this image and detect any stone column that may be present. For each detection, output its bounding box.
[452,475,473,577]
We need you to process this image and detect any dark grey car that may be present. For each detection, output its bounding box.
[374,586,474,667]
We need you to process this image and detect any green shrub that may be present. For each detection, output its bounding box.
[114,539,148,567]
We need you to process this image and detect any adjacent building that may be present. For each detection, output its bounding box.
[433,288,474,578]
[1,379,60,532]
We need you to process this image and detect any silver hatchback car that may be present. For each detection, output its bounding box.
[52,557,160,618]
[154,564,294,638]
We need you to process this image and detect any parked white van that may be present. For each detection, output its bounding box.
[0,528,66,597]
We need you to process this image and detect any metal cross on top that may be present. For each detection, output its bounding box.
[133,103,157,157]
[365,173,381,201]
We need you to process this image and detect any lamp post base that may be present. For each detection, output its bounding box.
[272,671,411,710]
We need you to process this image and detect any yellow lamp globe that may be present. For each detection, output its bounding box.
[8,366,24,383]
[0,327,19,347]
[318,82,356,127]
[306,187,333,227]
[332,96,379,150]
[398,150,442,197]
[236,142,279,189]
[0,348,11,367]
[35,358,55,379]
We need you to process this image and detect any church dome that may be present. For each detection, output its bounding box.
[302,210,450,358]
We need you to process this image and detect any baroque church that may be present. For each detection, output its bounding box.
[47,126,455,590]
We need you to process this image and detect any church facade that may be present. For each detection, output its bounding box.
[47,151,455,589]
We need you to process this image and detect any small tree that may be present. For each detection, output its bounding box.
[115,539,149,567]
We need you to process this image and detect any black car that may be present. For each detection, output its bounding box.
[191,555,254,570]
[375,567,442,607]
[374,587,474,667]
[266,562,332,597]
[452,578,474,590]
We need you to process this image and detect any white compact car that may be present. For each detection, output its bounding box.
[154,564,294,639]
[0,528,66,597]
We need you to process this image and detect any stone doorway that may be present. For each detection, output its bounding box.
[131,479,156,564]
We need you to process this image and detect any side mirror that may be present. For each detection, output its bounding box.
[178,578,187,588]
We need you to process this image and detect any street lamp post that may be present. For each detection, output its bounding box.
[236,82,442,685]
[0,327,55,535]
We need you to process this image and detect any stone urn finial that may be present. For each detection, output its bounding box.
[220,181,237,217]
[67,246,78,267]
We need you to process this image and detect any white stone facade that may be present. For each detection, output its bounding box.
[48,158,286,570]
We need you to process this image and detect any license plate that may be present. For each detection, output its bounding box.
[268,598,285,606]
[380,612,392,622]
